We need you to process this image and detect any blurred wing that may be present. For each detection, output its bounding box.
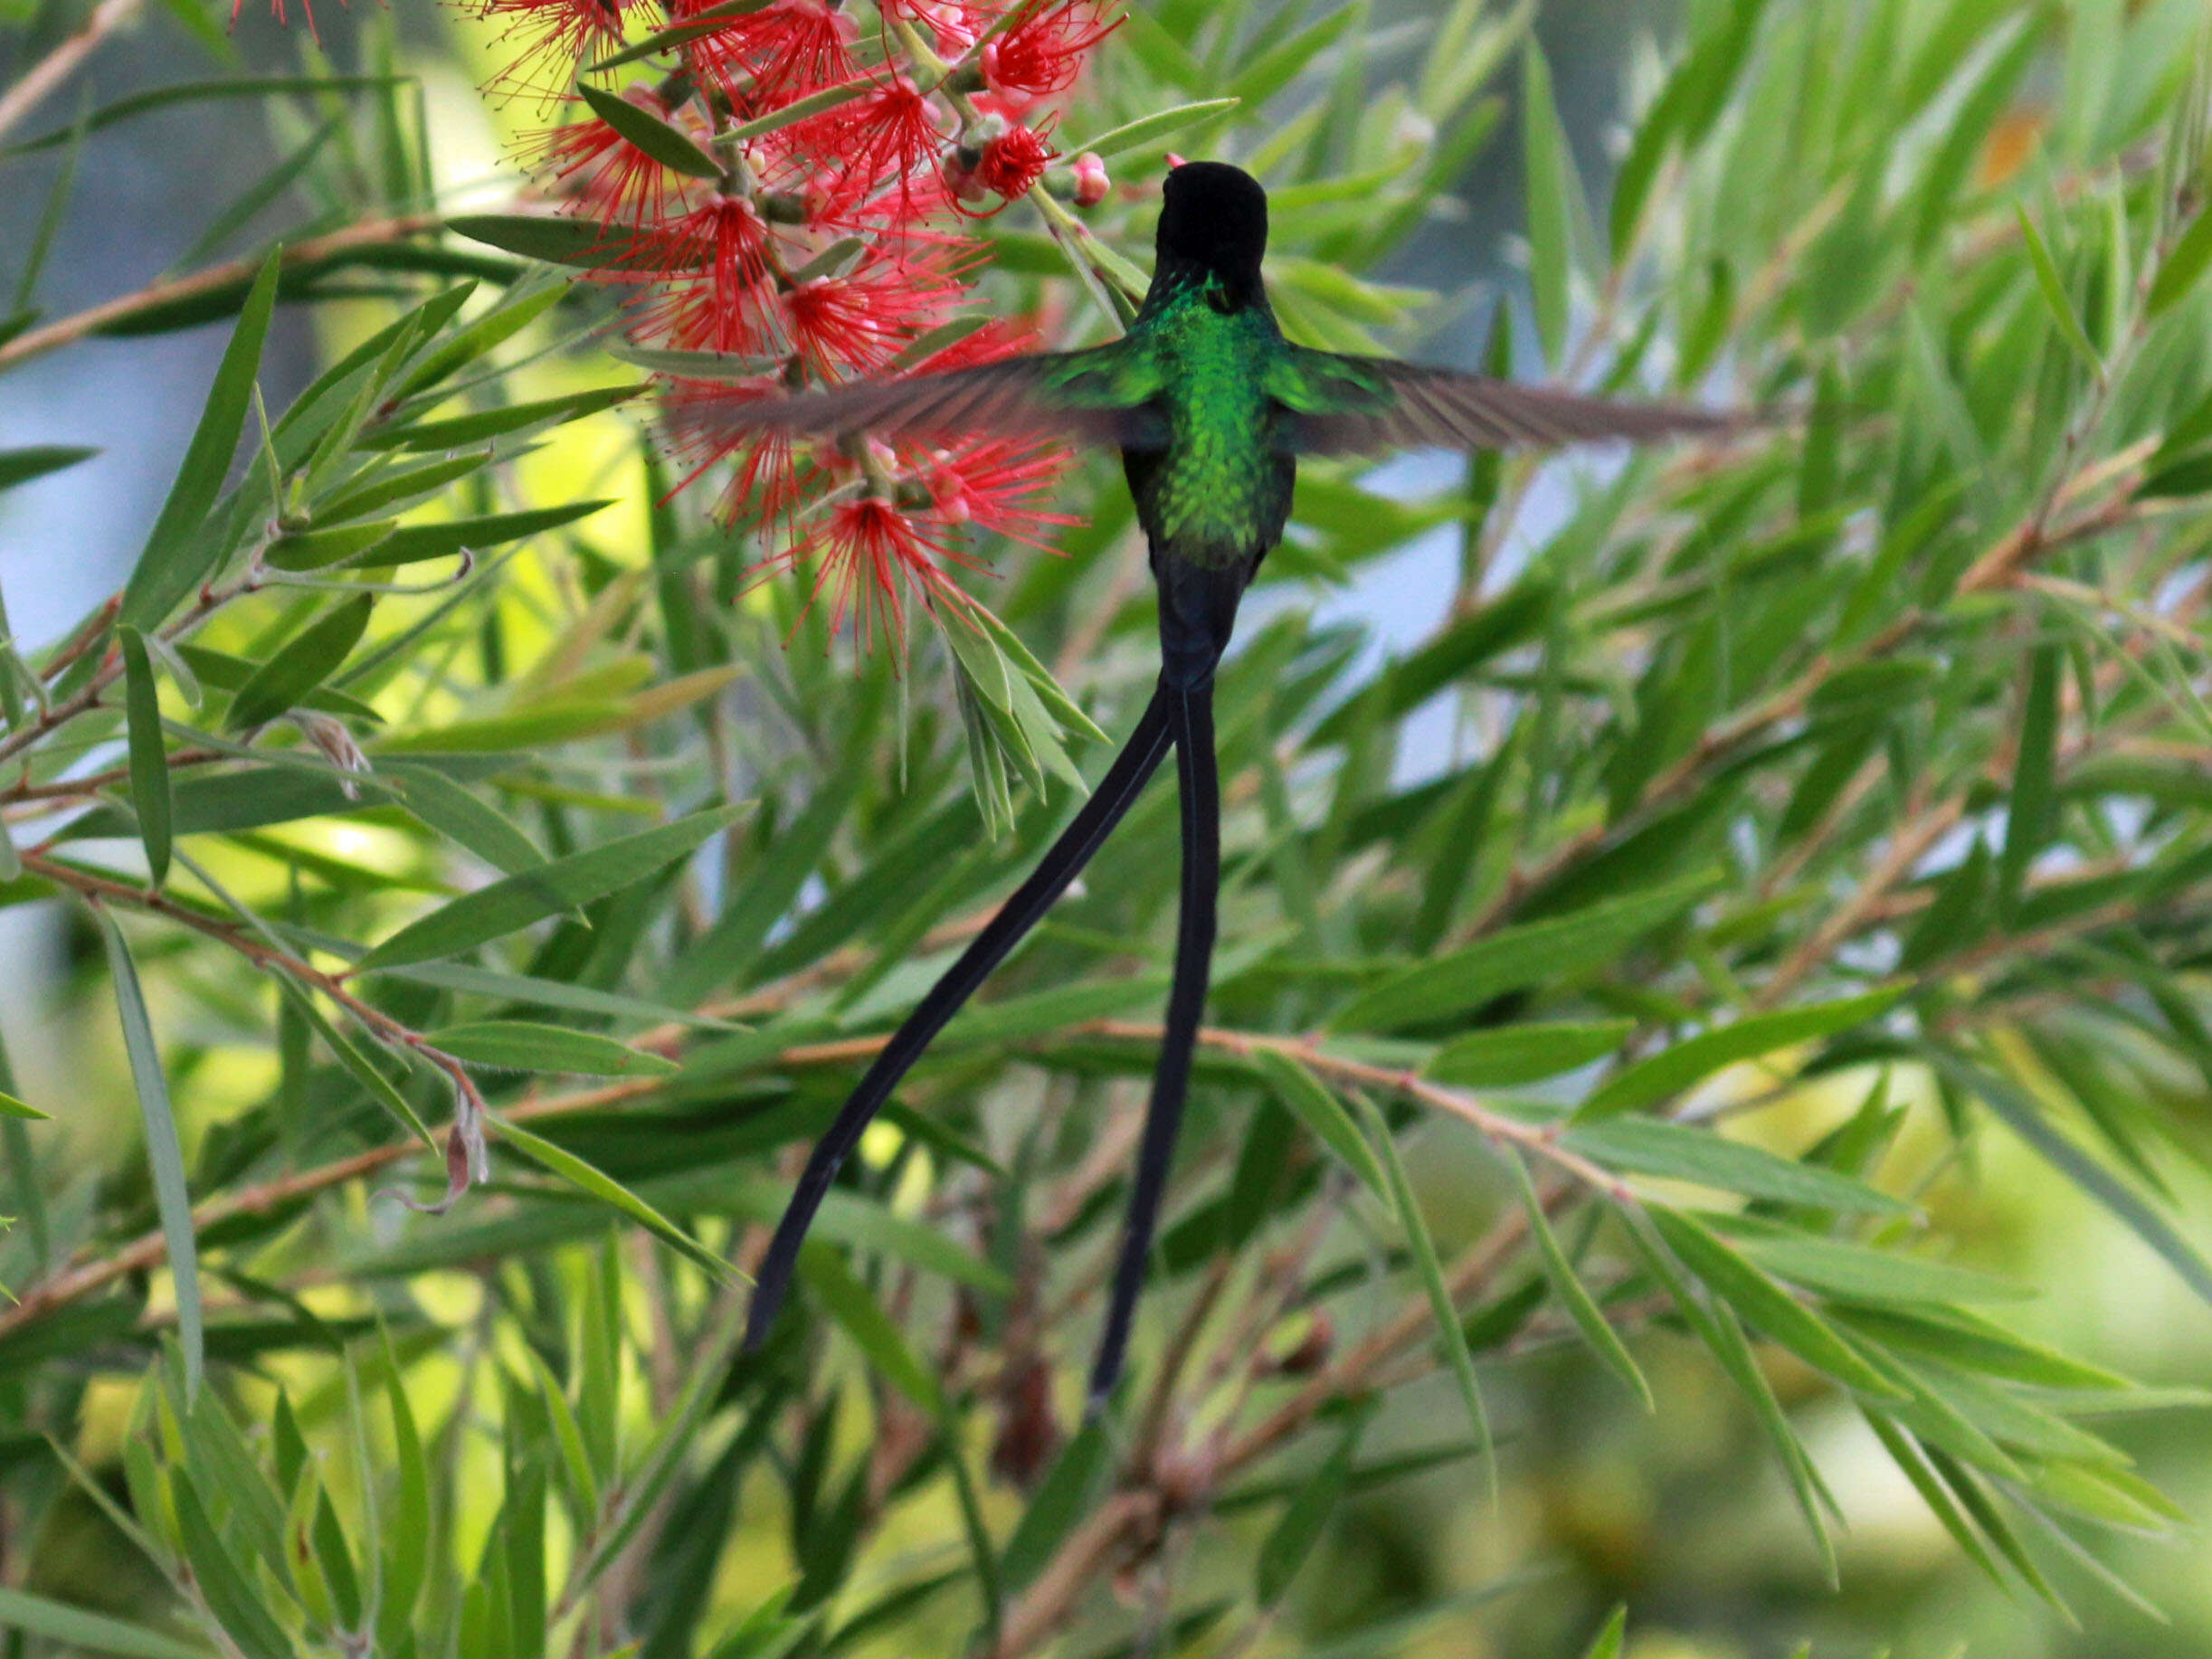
[671,344,1166,450]
[1270,348,1744,456]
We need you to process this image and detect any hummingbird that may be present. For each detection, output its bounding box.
[705,159,1738,1411]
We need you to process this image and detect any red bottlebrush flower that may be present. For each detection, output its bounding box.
[652,193,777,302]
[684,0,859,109]
[983,0,1119,100]
[919,438,1078,550]
[662,379,821,534]
[466,0,633,109]
[523,98,696,226]
[972,123,1057,204]
[812,73,953,221]
[893,0,995,55]
[779,495,985,646]
[782,245,969,378]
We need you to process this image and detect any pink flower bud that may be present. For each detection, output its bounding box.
[1072,151,1110,208]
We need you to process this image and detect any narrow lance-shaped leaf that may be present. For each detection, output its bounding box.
[1998,641,2060,916]
[1521,36,1576,366]
[120,247,282,630]
[1574,985,1907,1121]
[224,592,375,731]
[1355,1095,1495,1497]
[495,1114,738,1284]
[1257,1412,1365,1608]
[0,1588,209,1659]
[1644,1206,1905,1399]
[577,81,722,178]
[357,801,745,969]
[1508,1156,1653,1408]
[118,626,171,886]
[429,1019,679,1076]
[1069,99,1243,159]
[96,909,202,1399]
[2016,205,2101,370]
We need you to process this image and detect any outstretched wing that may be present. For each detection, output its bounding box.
[670,342,1167,450]
[1268,347,1744,456]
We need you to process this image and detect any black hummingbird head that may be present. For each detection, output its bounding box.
[1157,160,1268,298]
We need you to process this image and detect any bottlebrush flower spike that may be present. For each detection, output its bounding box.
[468,0,634,108]
[983,0,1120,100]
[970,123,1058,207]
[815,72,953,219]
[783,247,970,378]
[525,96,694,226]
[685,0,860,109]
[781,495,988,649]
[920,439,1080,549]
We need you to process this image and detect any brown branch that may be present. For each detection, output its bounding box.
[0,0,140,144]
[0,214,446,373]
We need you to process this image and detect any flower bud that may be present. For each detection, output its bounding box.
[1072,150,1109,208]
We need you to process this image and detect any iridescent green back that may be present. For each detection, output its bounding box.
[1122,274,1297,571]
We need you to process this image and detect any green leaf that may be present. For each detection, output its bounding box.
[494,1115,736,1282]
[0,1588,210,1659]
[800,1247,942,1409]
[262,520,399,572]
[1934,1055,2212,1309]
[1622,1206,1837,1576]
[120,248,281,630]
[1334,876,1711,1032]
[1716,1221,2031,1304]
[1575,985,1907,1121]
[1356,1095,1494,1495]
[171,1472,292,1659]
[357,801,743,969]
[366,391,638,452]
[718,76,880,143]
[1247,1048,1388,1196]
[1521,37,1576,366]
[1998,642,2060,915]
[447,213,703,272]
[1580,1607,1628,1659]
[272,975,438,1150]
[584,0,778,69]
[224,592,375,731]
[2016,205,2100,370]
[1067,98,1242,160]
[96,910,201,1398]
[429,1020,679,1076]
[118,626,172,886]
[1561,1118,1909,1216]
[577,81,722,178]
[393,960,738,1030]
[0,444,98,493]
[0,1088,48,1119]
[1427,1019,1633,1086]
[1000,1422,1111,1591]
[2148,201,2212,316]
[1257,1415,1363,1608]
[382,763,547,876]
[1509,1158,1653,1408]
[348,500,613,565]
[1645,1206,1905,1399]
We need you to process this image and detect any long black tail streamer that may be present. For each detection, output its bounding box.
[1087,679,1218,1411]
[743,685,1178,1351]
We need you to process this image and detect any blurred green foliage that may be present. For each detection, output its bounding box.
[4,0,2212,1655]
